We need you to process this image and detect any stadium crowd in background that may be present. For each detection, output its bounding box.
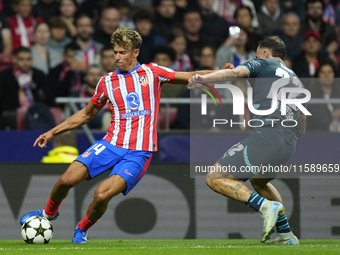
[0,0,340,132]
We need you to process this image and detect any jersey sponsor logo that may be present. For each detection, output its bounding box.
[124,169,133,176]
[139,75,149,87]
[121,109,150,119]
[82,152,91,157]
[127,92,140,110]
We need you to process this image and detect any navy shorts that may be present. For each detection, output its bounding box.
[217,127,296,181]
[75,139,152,195]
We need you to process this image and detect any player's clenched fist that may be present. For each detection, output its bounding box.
[188,74,203,89]
[33,131,54,148]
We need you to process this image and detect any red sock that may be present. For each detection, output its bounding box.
[44,196,62,217]
[78,213,98,231]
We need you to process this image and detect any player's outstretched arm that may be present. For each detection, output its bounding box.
[188,66,249,89]
[297,113,306,138]
[33,102,103,148]
[173,63,235,85]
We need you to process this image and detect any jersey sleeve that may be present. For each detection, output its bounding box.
[150,63,177,84]
[90,76,108,107]
[238,59,267,78]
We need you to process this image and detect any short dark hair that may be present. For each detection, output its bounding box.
[133,9,154,24]
[167,28,185,44]
[258,36,286,60]
[101,46,113,56]
[14,46,31,56]
[306,0,325,10]
[64,43,81,54]
[49,16,67,30]
[234,6,253,21]
[75,14,92,26]
[151,45,176,62]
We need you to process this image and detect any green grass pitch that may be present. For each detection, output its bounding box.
[0,240,339,255]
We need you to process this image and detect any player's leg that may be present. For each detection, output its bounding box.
[206,162,253,202]
[19,161,90,225]
[250,175,282,203]
[72,150,152,243]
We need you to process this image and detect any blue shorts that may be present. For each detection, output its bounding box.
[75,139,152,195]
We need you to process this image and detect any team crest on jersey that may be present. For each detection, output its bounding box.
[82,152,91,158]
[139,75,149,87]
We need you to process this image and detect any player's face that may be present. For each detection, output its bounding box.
[101,50,116,72]
[113,45,139,72]
[15,52,33,73]
[77,17,93,41]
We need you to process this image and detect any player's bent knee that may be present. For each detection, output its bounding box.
[58,175,76,189]
[93,191,110,205]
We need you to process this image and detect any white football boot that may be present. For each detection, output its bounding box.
[269,232,299,245]
[259,200,285,243]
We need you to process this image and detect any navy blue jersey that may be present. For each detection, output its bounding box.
[239,58,305,143]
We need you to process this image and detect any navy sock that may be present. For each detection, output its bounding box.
[276,214,291,233]
[245,192,266,212]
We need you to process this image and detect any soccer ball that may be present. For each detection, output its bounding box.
[21,216,53,244]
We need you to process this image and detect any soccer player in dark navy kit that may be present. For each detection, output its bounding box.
[19,27,233,243]
[189,36,306,245]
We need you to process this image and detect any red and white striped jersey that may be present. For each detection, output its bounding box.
[91,62,177,152]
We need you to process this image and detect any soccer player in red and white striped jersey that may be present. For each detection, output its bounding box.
[20,27,232,243]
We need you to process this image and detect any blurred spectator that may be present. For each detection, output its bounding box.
[167,28,191,71]
[278,13,303,64]
[151,45,185,98]
[0,14,12,53]
[56,0,79,38]
[153,0,181,39]
[46,43,85,104]
[280,0,305,22]
[42,131,79,163]
[32,0,59,23]
[100,46,116,76]
[183,9,214,68]
[293,31,329,78]
[307,60,340,131]
[47,16,72,54]
[75,15,103,67]
[199,0,229,48]
[0,47,46,129]
[198,46,218,70]
[133,9,166,64]
[8,0,43,51]
[234,6,263,51]
[301,0,338,52]
[74,65,103,129]
[257,0,284,37]
[31,22,63,75]
[94,7,120,47]
[117,0,135,30]
[212,0,259,28]
[216,26,255,69]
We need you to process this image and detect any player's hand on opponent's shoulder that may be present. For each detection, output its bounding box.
[222,63,234,70]
[33,131,54,148]
[188,74,204,89]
